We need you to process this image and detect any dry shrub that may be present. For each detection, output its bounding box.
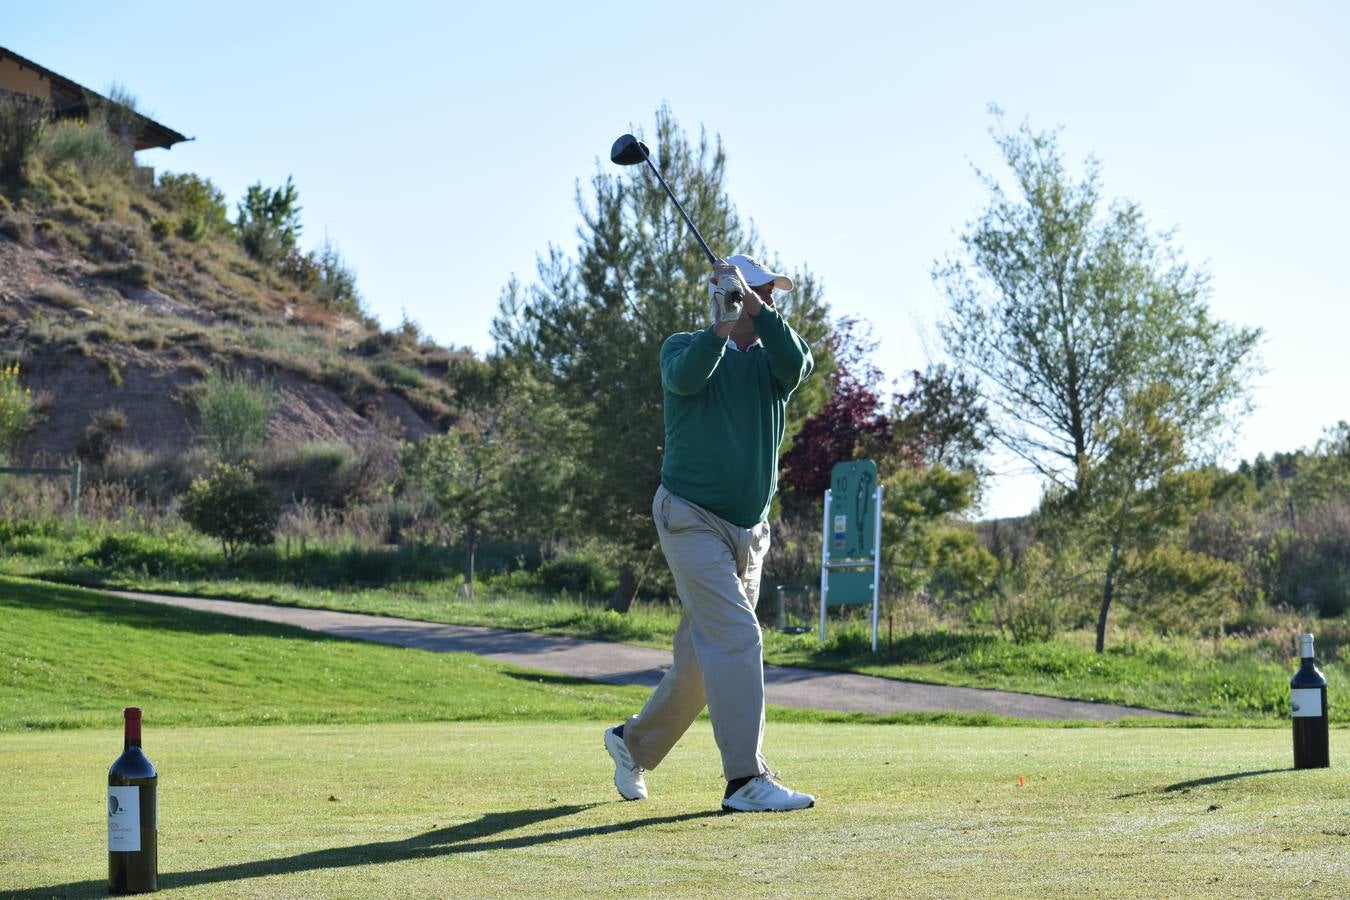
[32,283,85,310]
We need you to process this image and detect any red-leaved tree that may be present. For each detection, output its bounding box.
[780,319,892,502]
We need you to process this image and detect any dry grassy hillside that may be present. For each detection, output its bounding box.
[0,157,464,471]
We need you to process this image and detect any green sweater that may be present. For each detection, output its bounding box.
[659,306,814,527]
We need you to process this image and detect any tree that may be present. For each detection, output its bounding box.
[1040,384,1212,651]
[889,364,990,473]
[404,353,578,596]
[197,370,273,464]
[237,176,302,265]
[180,463,279,563]
[935,114,1261,492]
[779,318,888,504]
[493,107,832,611]
[157,172,233,241]
[880,464,988,599]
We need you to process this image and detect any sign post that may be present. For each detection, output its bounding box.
[819,460,883,652]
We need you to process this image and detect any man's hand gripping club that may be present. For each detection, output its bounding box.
[710,260,753,336]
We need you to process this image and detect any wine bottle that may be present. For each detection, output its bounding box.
[108,707,158,894]
[1291,634,1330,770]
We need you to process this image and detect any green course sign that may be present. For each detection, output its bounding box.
[828,459,878,563]
[820,460,883,651]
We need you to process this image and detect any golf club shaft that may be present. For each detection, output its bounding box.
[639,152,718,265]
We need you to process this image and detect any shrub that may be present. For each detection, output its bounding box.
[1120,546,1243,635]
[32,283,84,310]
[990,547,1078,644]
[156,172,232,241]
[0,211,33,243]
[0,362,34,462]
[97,84,143,150]
[38,119,132,182]
[80,532,201,577]
[180,462,279,562]
[79,407,129,465]
[94,262,153,288]
[311,239,363,316]
[236,177,301,264]
[0,93,47,182]
[278,247,319,289]
[196,370,274,463]
[371,359,425,390]
[259,441,357,508]
[540,555,609,595]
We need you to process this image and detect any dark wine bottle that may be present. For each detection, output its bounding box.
[108,707,158,894]
[1291,634,1330,770]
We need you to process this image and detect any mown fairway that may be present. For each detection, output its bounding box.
[2,723,1348,898]
[3,577,1348,897]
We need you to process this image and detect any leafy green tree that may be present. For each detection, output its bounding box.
[1041,384,1213,651]
[880,464,991,600]
[493,107,833,611]
[180,463,279,563]
[403,354,577,596]
[935,114,1261,491]
[197,370,274,463]
[1196,422,1350,617]
[1118,544,1242,636]
[237,176,301,264]
[889,364,991,474]
[157,172,233,241]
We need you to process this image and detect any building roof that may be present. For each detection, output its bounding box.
[0,46,189,152]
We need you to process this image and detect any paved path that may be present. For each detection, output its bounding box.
[110,590,1180,721]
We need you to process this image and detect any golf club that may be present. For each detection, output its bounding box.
[610,133,740,306]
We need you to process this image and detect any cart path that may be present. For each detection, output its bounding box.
[110,590,1181,721]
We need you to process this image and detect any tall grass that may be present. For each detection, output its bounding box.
[196,370,273,463]
[38,119,133,183]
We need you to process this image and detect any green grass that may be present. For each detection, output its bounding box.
[2,723,1347,898]
[32,563,1348,722]
[4,528,1347,723]
[0,576,653,730]
[0,577,1010,731]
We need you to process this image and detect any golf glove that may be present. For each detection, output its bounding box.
[709,265,750,325]
[709,279,742,324]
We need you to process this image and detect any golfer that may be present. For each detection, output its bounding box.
[604,254,816,812]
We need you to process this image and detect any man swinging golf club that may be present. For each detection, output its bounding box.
[604,254,816,813]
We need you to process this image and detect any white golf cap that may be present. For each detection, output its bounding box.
[726,254,793,292]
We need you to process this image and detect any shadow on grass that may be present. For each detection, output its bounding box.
[13,803,725,897]
[1113,768,1288,799]
[0,577,351,642]
[503,670,614,687]
[1161,768,1289,792]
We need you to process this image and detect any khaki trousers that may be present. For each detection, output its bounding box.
[623,484,772,781]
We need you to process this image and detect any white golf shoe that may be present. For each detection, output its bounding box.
[604,727,647,801]
[721,774,815,813]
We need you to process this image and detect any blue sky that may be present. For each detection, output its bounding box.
[7,1,1347,517]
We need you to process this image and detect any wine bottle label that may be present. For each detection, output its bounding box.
[108,786,141,851]
[1291,688,1323,718]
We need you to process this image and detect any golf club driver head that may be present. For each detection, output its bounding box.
[609,131,719,266]
[610,134,651,166]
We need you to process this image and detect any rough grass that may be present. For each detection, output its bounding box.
[0,576,1003,732]
[1,723,1347,898]
[5,518,1346,722]
[0,576,651,730]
